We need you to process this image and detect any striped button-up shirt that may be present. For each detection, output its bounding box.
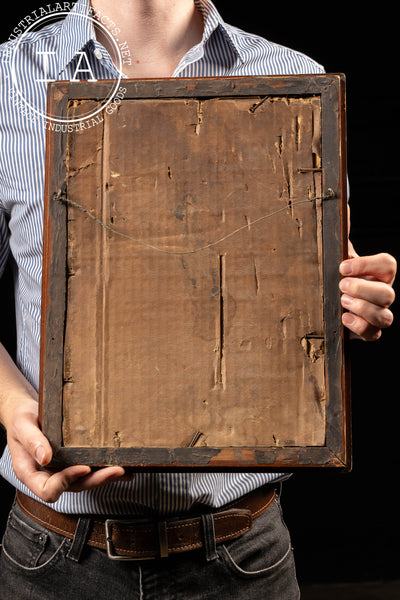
[0,0,324,515]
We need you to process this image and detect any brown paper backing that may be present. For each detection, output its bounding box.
[62,95,326,450]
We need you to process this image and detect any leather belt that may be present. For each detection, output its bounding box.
[16,485,276,561]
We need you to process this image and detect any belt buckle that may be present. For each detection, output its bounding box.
[105,518,169,561]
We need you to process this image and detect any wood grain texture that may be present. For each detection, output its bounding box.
[40,75,349,469]
[63,96,325,448]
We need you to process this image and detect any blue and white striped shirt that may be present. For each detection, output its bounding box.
[0,0,324,515]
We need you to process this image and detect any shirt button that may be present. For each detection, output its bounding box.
[94,48,103,60]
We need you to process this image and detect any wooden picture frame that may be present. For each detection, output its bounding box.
[39,74,350,470]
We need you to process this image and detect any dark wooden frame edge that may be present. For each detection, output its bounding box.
[39,74,351,471]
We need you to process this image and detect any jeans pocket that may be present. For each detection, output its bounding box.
[218,500,296,580]
[220,540,293,578]
[1,502,69,573]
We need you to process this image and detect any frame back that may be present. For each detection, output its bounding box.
[40,75,350,470]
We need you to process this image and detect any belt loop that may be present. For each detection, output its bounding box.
[66,517,92,562]
[201,513,218,562]
[157,521,169,558]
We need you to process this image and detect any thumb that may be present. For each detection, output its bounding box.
[24,422,53,468]
[10,401,53,467]
[33,439,52,467]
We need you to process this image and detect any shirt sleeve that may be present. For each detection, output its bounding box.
[0,209,10,279]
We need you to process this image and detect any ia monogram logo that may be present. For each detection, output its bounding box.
[8,6,130,126]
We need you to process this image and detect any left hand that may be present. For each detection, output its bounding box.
[339,240,396,341]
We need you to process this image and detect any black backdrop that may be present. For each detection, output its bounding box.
[1,3,399,586]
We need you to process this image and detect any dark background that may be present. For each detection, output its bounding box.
[1,3,399,587]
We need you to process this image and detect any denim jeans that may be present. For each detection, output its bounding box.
[0,491,300,599]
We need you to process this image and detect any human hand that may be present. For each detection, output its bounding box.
[339,241,396,341]
[0,343,129,503]
[5,393,128,504]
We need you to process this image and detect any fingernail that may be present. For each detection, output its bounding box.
[342,312,355,326]
[340,261,353,276]
[339,279,349,292]
[35,445,46,466]
[341,294,353,308]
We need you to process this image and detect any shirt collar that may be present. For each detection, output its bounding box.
[195,0,246,63]
[56,0,245,77]
[57,0,97,76]
[172,0,245,74]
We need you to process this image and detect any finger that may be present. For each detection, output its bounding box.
[339,277,395,308]
[66,466,128,493]
[17,426,53,468]
[8,430,92,502]
[30,465,93,504]
[11,405,53,467]
[11,441,126,503]
[9,404,128,502]
[342,312,382,342]
[340,253,397,285]
[341,294,394,330]
[39,466,127,503]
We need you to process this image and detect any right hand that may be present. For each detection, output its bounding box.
[1,342,130,503]
[5,393,129,504]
